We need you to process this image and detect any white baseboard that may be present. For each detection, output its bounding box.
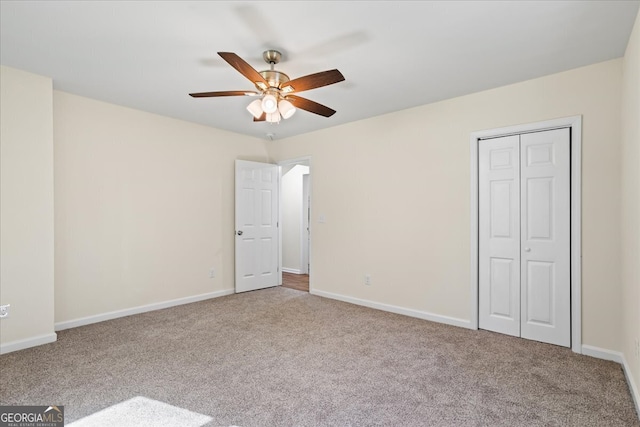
[1,332,57,355]
[310,289,472,330]
[622,355,640,419]
[55,289,235,331]
[581,344,624,363]
[282,268,302,274]
[582,344,639,417]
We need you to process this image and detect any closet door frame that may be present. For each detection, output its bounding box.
[470,115,582,353]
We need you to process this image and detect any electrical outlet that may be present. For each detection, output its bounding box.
[0,304,10,318]
[209,268,216,279]
[364,275,371,286]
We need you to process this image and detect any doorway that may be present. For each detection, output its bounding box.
[470,116,583,353]
[278,157,312,292]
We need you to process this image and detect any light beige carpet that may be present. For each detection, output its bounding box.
[1,287,638,426]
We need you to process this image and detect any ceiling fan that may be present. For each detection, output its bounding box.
[189,50,345,123]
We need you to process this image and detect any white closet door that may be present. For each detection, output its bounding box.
[520,129,571,347]
[479,135,521,337]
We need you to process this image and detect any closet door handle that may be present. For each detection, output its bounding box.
[524,247,531,252]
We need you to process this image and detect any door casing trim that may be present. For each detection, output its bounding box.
[469,115,582,353]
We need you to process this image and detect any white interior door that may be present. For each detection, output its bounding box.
[478,129,571,347]
[479,135,521,337]
[520,129,570,347]
[235,160,279,293]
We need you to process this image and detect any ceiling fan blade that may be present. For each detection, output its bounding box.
[281,69,345,93]
[218,52,269,88]
[253,112,266,122]
[189,90,260,98]
[286,95,336,117]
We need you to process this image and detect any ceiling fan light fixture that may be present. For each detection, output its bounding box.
[247,99,263,119]
[266,111,281,123]
[261,94,278,114]
[190,51,345,122]
[278,99,296,119]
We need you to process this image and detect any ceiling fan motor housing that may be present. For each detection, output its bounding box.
[258,70,290,91]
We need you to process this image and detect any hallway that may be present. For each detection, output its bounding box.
[281,272,309,292]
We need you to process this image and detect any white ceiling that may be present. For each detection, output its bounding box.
[1,1,638,141]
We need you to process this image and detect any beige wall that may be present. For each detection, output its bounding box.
[267,59,623,351]
[621,8,640,404]
[0,66,55,351]
[53,91,268,324]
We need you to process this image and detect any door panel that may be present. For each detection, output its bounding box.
[489,257,515,318]
[240,188,254,226]
[526,177,554,240]
[520,129,570,347]
[479,135,520,337]
[526,144,554,167]
[490,180,514,238]
[235,160,279,293]
[261,189,273,225]
[526,260,554,324]
[260,237,273,273]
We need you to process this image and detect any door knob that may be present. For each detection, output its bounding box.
[524,247,531,252]
[236,230,243,236]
